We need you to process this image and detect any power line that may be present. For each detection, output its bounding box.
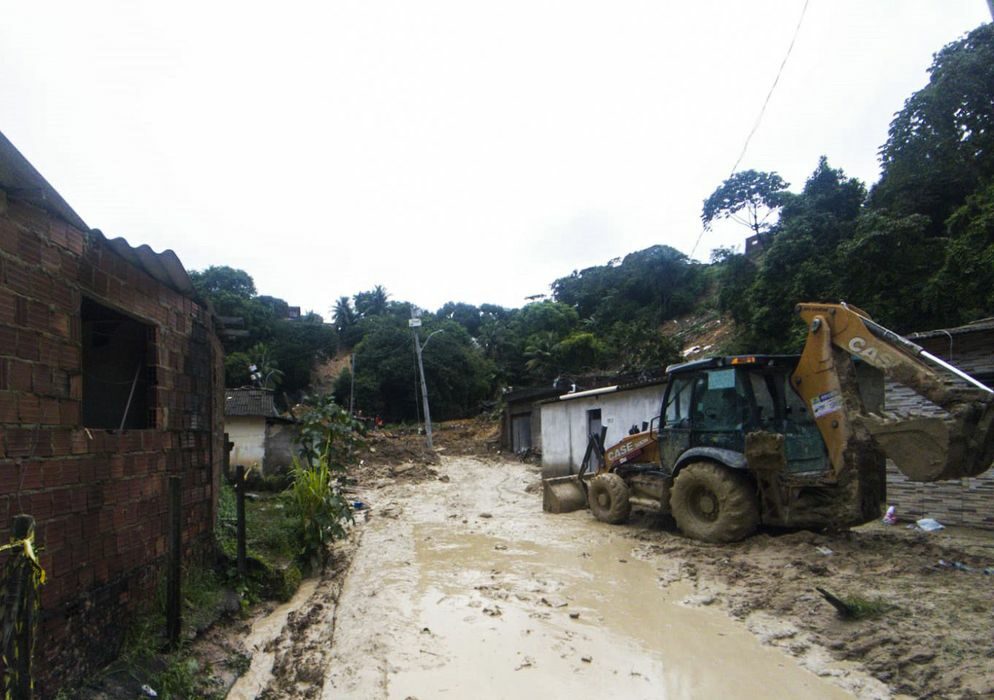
[689,0,812,259]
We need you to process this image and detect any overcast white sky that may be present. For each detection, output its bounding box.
[1,2,990,316]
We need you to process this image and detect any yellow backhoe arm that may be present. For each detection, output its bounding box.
[793,303,994,482]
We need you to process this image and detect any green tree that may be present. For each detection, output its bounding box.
[190,265,257,297]
[269,319,337,393]
[224,351,253,387]
[553,331,607,374]
[836,212,941,331]
[523,331,558,378]
[190,265,337,396]
[603,320,681,373]
[350,316,415,421]
[437,301,483,337]
[701,170,789,234]
[333,296,362,348]
[257,295,290,318]
[247,342,284,389]
[872,23,994,232]
[551,245,704,331]
[745,158,866,350]
[476,305,525,386]
[351,315,493,421]
[289,394,362,562]
[710,247,756,326]
[923,180,994,324]
[515,300,580,339]
[354,285,389,317]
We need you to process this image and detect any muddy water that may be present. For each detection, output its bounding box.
[321,459,859,699]
[393,524,851,699]
[228,579,319,700]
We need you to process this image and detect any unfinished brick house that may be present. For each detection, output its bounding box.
[0,131,224,694]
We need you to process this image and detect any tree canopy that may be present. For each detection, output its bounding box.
[190,267,336,399]
[873,22,994,233]
[709,22,994,349]
[702,170,789,234]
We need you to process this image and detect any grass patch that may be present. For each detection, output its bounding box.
[216,483,300,565]
[838,594,895,620]
[105,564,231,699]
[215,482,305,602]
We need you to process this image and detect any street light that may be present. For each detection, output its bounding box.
[409,316,443,449]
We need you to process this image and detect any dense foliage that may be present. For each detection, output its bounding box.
[289,395,362,561]
[190,265,337,398]
[711,23,994,350]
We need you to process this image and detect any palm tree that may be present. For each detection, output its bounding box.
[524,332,558,378]
[249,343,284,389]
[332,296,357,333]
[354,285,389,317]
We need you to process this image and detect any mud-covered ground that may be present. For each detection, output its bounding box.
[212,417,994,699]
[632,518,994,698]
[219,443,994,700]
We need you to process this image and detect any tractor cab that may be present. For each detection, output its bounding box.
[657,355,829,476]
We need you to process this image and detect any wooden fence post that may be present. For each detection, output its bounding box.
[223,433,233,482]
[235,466,247,577]
[7,514,37,700]
[166,477,181,649]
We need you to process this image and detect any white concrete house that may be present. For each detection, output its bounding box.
[225,388,297,476]
[540,379,666,478]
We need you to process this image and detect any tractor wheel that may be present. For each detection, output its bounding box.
[671,462,758,543]
[588,473,631,524]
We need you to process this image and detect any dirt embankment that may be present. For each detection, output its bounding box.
[350,417,503,484]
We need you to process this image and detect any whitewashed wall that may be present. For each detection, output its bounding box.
[540,384,665,477]
[227,415,267,471]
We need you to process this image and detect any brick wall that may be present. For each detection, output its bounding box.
[0,195,223,696]
[884,328,994,529]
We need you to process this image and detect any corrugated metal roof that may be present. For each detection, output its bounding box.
[90,229,195,297]
[541,375,667,405]
[909,318,994,340]
[0,130,196,299]
[0,130,87,230]
[225,389,282,417]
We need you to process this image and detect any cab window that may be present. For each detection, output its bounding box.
[664,376,693,426]
[693,369,745,431]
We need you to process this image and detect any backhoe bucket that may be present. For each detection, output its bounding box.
[542,475,587,513]
[865,404,994,482]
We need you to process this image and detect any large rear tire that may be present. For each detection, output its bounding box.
[671,462,758,542]
[588,473,631,524]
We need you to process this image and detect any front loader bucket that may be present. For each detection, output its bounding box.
[542,475,587,513]
[865,404,994,481]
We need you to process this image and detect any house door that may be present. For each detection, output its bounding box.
[587,408,603,471]
[511,414,532,453]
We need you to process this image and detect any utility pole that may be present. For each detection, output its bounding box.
[409,315,434,449]
[988,0,994,21]
[348,353,356,415]
[409,312,444,450]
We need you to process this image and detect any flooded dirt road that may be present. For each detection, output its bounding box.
[302,456,887,700]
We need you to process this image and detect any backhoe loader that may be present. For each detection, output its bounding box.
[542,302,994,542]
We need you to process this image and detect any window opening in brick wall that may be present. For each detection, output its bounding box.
[81,297,156,429]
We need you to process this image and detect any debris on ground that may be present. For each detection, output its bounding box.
[916,517,945,532]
